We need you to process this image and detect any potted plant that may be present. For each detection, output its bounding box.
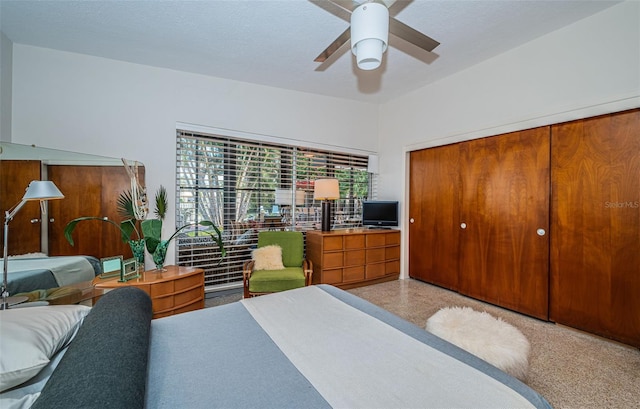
[141,186,225,271]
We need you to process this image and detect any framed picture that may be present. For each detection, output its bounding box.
[119,258,140,282]
[100,256,123,279]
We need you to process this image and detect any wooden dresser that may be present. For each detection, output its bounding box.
[306,229,400,289]
[93,265,204,319]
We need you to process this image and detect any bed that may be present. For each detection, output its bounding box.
[2,255,101,294]
[0,285,552,409]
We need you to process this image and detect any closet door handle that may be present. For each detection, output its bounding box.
[536,228,546,236]
[410,218,415,223]
[30,218,40,224]
[460,222,467,229]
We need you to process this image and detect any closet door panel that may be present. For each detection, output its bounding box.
[551,109,640,347]
[409,144,461,289]
[48,166,134,259]
[0,160,42,255]
[459,127,550,319]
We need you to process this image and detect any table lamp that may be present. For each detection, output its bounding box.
[2,180,64,309]
[275,189,305,224]
[313,179,340,232]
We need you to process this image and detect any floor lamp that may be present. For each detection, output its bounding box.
[2,180,64,310]
[313,179,340,232]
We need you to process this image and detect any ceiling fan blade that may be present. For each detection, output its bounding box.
[389,17,440,53]
[314,27,351,62]
[326,0,357,13]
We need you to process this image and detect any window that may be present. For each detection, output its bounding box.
[175,129,375,291]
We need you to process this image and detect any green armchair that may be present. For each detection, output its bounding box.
[242,231,313,298]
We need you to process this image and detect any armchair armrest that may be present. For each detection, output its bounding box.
[242,260,255,298]
[302,259,313,286]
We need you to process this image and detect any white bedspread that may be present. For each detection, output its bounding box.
[242,286,535,409]
[4,257,95,286]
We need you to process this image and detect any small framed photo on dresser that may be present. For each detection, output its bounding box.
[99,256,123,279]
[119,258,140,282]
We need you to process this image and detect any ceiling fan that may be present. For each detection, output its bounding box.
[314,0,440,70]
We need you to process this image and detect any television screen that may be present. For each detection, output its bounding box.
[362,201,399,228]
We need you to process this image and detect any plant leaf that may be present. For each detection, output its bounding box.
[117,190,136,219]
[154,186,168,220]
[141,219,163,253]
[120,219,140,241]
[64,216,127,245]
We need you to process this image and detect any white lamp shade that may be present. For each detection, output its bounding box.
[275,189,305,206]
[351,2,389,70]
[367,154,379,174]
[313,179,340,200]
[23,181,64,201]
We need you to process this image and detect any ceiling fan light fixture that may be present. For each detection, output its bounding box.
[350,2,389,70]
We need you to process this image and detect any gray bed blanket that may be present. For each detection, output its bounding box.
[29,285,551,409]
[146,285,551,408]
[4,256,100,293]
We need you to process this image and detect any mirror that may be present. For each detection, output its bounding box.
[0,142,128,165]
[1,142,145,260]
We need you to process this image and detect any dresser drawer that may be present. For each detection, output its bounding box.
[365,263,385,279]
[323,252,344,268]
[385,245,400,259]
[385,232,400,245]
[344,249,365,266]
[344,234,365,249]
[150,281,174,297]
[323,236,343,251]
[366,248,385,263]
[366,234,386,247]
[323,268,343,284]
[385,260,400,274]
[343,266,365,282]
[174,286,203,307]
[174,274,203,291]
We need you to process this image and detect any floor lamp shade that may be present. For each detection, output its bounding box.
[314,179,340,232]
[2,180,64,309]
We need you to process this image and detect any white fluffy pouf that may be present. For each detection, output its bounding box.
[426,306,530,381]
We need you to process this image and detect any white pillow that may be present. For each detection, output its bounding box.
[0,305,90,392]
[252,245,285,270]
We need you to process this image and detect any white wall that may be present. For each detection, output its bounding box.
[0,31,11,142]
[11,45,379,266]
[379,1,640,278]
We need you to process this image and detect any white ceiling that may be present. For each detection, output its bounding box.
[0,0,621,103]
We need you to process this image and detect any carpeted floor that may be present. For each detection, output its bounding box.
[206,279,640,408]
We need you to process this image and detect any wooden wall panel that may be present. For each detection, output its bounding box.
[551,109,640,347]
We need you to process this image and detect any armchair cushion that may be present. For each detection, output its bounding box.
[257,231,304,267]
[252,245,285,271]
[248,267,306,294]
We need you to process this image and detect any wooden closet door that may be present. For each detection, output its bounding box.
[408,144,461,290]
[459,127,550,319]
[0,160,42,255]
[48,165,134,259]
[551,109,640,347]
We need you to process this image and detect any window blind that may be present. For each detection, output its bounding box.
[175,129,375,291]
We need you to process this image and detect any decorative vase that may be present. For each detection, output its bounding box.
[152,240,169,271]
[128,239,145,266]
